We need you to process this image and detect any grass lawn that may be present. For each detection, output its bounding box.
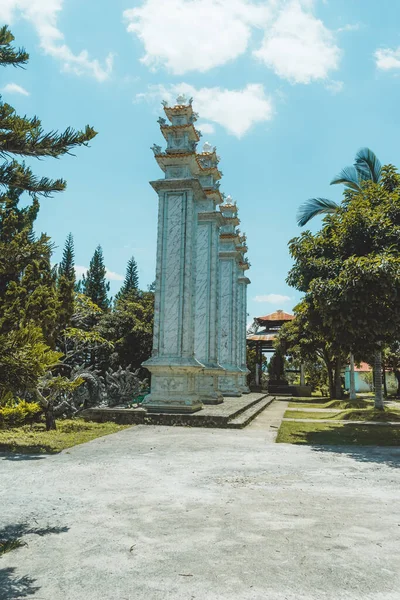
[288,397,375,410]
[285,407,400,422]
[0,419,129,454]
[276,420,400,446]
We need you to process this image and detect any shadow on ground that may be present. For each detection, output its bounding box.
[0,523,69,541]
[0,444,59,455]
[0,567,39,599]
[312,443,400,469]
[0,453,47,462]
[0,524,69,598]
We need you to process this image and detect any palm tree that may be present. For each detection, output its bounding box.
[297,148,384,409]
[297,148,382,227]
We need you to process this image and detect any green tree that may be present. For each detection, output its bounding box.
[0,27,96,428]
[115,256,139,302]
[97,290,154,375]
[297,148,381,226]
[289,166,400,408]
[57,233,76,331]
[81,246,110,311]
[277,300,346,399]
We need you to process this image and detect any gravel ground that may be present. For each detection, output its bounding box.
[1,423,400,600]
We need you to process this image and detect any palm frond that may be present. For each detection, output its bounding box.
[354,147,382,183]
[297,198,340,227]
[330,166,361,191]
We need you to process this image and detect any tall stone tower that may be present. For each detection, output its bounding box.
[142,96,205,413]
[142,96,250,413]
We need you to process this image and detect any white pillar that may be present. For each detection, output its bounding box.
[238,276,251,393]
[218,199,243,397]
[142,98,205,413]
[194,207,224,404]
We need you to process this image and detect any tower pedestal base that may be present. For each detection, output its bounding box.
[142,358,204,414]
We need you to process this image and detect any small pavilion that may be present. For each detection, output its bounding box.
[247,310,295,387]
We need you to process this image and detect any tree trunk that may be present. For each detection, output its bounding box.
[374,350,384,410]
[326,365,334,399]
[349,353,356,401]
[395,371,400,398]
[300,363,305,386]
[45,403,57,431]
[382,362,388,398]
[334,358,342,399]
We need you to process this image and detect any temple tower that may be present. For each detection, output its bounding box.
[194,143,225,404]
[218,197,243,397]
[142,96,205,413]
[237,233,251,393]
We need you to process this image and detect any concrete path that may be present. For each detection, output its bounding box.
[1,425,400,600]
[286,407,342,413]
[247,399,288,438]
[283,418,400,426]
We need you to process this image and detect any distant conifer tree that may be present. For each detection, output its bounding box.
[82,246,110,311]
[59,233,75,281]
[116,256,139,302]
[57,233,76,330]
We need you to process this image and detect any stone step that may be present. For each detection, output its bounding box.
[227,396,275,429]
[224,393,270,421]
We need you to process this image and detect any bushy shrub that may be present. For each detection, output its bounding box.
[0,395,42,428]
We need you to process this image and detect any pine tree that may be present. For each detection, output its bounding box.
[115,256,139,302]
[0,27,96,197]
[57,233,76,331]
[82,246,110,311]
[59,233,75,280]
[0,27,97,429]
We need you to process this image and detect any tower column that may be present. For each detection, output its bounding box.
[194,209,225,404]
[238,275,251,393]
[142,97,205,413]
[218,198,243,397]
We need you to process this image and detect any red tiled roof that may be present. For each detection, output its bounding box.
[256,310,294,323]
[247,333,277,342]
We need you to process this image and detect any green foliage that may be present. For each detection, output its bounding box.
[297,148,382,226]
[0,25,29,68]
[0,539,27,556]
[115,256,139,302]
[0,27,96,404]
[97,291,154,374]
[0,419,129,454]
[81,245,110,311]
[59,233,75,281]
[57,233,76,330]
[0,325,62,395]
[0,396,41,428]
[288,162,400,406]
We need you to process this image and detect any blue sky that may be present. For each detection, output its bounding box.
[2,0,400,323]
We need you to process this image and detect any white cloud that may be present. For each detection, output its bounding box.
[254,294,291,304]
[0,0,113,81]
[325,79,343,94]
[105,269,124,282]
[2,82,30,96]
[125,0,341,86]
[375,47,400,71]
[337,23,360,33]
[74,265,87,278]
[75,265,124,281]
[253,0,340,84]
[124,0,271,75]
[138,83,274,137]
[197,123,215,135]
